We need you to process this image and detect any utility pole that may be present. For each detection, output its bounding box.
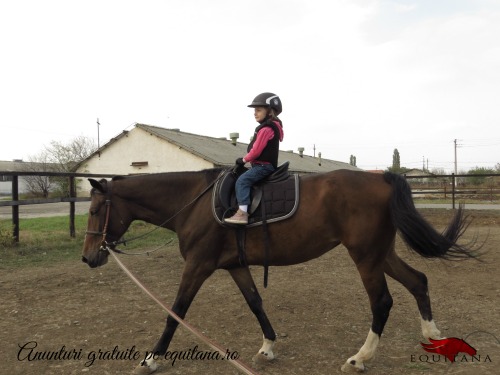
[454,139,457,175]
[97,118,100,149]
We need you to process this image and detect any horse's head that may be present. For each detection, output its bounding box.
[82,178,128,268]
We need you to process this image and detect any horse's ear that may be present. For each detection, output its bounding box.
[88,178,106,193]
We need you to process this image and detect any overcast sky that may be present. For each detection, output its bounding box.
[1,0,499,172]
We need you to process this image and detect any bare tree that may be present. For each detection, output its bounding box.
[430,168,446,175]
[24,136,97,197]
[22,151,56,198]
[47,136,97,172]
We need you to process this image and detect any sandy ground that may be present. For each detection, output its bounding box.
[0,209,499,375]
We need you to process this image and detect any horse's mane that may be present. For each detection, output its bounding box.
[111,167,226,182]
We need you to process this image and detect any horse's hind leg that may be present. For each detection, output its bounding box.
[342,258,393,373]
[228,266,277,364]
[383,248,442,340]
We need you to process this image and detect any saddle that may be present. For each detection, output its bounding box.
[212,162,300,227]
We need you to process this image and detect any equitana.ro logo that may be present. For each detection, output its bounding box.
[411,333,497,364]
[421,338,476,361]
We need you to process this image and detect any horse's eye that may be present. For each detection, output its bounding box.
[90,209,98,216]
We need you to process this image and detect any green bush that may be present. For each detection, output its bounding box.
[0,222,15,247]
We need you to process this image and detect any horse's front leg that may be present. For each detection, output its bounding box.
[134,262,214,375]
[228,266,277,364]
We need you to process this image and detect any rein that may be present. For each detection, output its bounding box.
[87,170,228,255]
[86,169,258,374]
[106,244,259,375]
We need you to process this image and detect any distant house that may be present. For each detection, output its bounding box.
[75,123,361,192]
[403,169,436,185]
[404,169,434,177]
[0,160,48,196]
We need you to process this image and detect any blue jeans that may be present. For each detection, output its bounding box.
[235,164,275,205]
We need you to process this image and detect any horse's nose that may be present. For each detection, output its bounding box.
[82,256,88,264]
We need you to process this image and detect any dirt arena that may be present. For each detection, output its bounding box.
[1,209,499,375]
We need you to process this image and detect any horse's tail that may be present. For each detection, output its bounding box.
[383,172,478,260]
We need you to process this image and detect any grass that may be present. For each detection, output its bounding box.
[1,200,496,270]
[0,214,176,269]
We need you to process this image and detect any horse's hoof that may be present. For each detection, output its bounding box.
[341,359,366,373]
[252,352,274,365]
[133,361,158,375]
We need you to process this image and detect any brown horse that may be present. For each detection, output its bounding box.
[82,168,477,373]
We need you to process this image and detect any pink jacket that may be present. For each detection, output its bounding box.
[243,121,284,164]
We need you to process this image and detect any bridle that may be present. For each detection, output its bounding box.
[86,195,172,255]
[85,195,120,253]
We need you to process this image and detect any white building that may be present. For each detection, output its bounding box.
[75,123,360,192]
[0,160,43,196]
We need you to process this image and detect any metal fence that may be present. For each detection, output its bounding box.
[404,172,500,209]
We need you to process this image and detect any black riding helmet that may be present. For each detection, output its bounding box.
[247,92,282,115]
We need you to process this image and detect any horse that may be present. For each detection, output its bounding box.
[82,168,477,373]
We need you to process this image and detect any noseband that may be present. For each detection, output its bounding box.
[85,196,164,256]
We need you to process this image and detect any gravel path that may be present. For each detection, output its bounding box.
[0,201,90,219]
[1,201,499,220]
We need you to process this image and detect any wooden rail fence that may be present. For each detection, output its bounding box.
[1,171,499,243]
[0,171,114,243]
[404,172,500,209]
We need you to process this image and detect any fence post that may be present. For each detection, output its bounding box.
[69,176,76,238]
[12,175,19,242]
[451,173,456,210]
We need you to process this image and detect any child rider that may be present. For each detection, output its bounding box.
[225,92,284,225]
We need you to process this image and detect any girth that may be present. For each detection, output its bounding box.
[212,162,300,287]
